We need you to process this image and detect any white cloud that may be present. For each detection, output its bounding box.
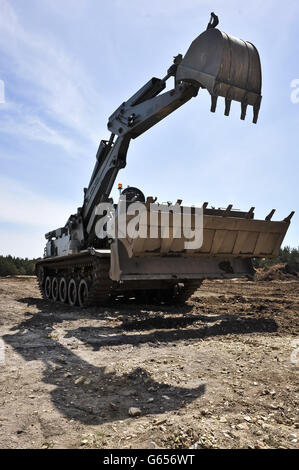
[0,0,106,153]
[0,103,77,154]
[0,176,74,229]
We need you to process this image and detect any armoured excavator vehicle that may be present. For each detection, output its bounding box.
[36,14,294,307]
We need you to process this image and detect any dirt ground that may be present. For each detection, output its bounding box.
[0,276,298,449]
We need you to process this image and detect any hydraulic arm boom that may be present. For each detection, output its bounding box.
[83,66,199,238]
[45,14,263,254]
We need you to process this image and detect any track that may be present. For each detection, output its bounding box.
[36,255,201,306]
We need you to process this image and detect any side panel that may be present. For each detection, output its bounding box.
[110,240,254,281]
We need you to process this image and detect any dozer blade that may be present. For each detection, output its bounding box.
[109,206,292,282]
[176,28,262,123]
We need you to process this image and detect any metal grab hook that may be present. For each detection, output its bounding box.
[207,12,219,30]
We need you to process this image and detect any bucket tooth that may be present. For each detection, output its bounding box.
[224,98,232,116]
[241,102,248,121]
[253,97,262,124]
[211,95,218,113]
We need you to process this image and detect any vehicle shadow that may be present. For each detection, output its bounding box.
[3,295,277,425]
[3,298,205,425]
[66,317,277,351]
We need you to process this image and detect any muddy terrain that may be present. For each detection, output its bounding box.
[0,276,298,449]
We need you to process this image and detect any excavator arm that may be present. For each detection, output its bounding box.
[82,14,263,240]
[82,67,199,237]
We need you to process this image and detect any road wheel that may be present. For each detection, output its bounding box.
[52,277,59,302]
[68,278,78,307]
[78,279,89,307]
[44,276,52,300]
[59,277,68,303]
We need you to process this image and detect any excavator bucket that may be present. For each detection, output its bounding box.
[176,28,262,123]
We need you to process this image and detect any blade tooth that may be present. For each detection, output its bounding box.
[223,204,233,217]
[240,102,248,120]
[224,98,232,116]
[246,207,255,219]
[265,209,276,221]
[284,211,295,223]
[211,95,218,113]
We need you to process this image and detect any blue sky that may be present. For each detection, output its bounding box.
[0,0,298,258]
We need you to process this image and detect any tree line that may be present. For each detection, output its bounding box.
[252,246,299,272]
[0,255,41,276]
